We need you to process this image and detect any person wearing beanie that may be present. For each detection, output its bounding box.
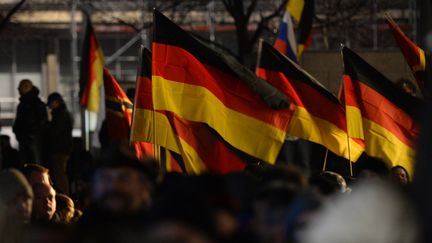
[46,92,73,195]
[0,169,34,223]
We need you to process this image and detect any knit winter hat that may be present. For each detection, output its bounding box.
[0,169,33,204]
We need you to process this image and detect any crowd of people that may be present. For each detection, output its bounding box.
[0,79,420,243]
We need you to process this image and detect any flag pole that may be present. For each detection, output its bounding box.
[340,43,354,177]
[347,134,353,177]
[83,109,90,151]
[322,149,329,172]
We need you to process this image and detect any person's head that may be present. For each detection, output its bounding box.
[91,145,155,215]
[397,78,416,97]
[55,193,75,224]
[311,171,350,195]
[261,164,308,190]
[22,163,51,186]
[47,92,65,110]
[32,183,56,221]
[356,156,390,179]
[391,166,410,185]
[18,79,33,96]
[0,169,34,223]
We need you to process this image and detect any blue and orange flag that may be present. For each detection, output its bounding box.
[274,0,314,61]
[103,67,153,159]
[342,46,422,176]
[257,41,364,161]
[79,17,105,112]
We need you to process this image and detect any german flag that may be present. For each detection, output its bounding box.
[151,10,291,164]
[130,47,248,174]
[129,48,187,171]
[256,41,364,161]
[130,48,181,162]
[103,67,153,159]
[342,46,422,175]
[79,17,105,112]
[386,15,428,95]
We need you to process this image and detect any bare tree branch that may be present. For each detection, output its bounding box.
[245,0,259,20]
[112,16,141,32]
[0,0,27,35]
[221,0,236,20]
[192,33,238,57]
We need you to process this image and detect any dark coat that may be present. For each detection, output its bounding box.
[12,87,48,144]
[47,104,73,154]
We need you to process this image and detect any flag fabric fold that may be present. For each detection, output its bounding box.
[342,46,422,175]
[79,17,105,112]
[103,67,153,159]
[257,41,364,161]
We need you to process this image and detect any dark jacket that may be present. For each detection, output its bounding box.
[13,87,48,143]
[47,104,73,154]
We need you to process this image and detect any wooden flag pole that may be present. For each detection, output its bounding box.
[347,134,354,177]
[322,149,329,172]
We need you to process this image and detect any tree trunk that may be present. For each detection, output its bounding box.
[235,19,251,65]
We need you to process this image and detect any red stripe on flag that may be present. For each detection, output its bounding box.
[152,43,288,130]
[257,68,347,131]
[164,111,246,174]
[346,75,418,147]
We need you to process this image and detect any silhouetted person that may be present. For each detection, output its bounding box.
[67,138,93,207]
[13,79,48,165]
[0,135,19,169]
[98,119,109,150]
[46,92,73,195]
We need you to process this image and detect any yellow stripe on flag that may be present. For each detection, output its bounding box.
[362,118,415,176]
[130,108,207,174]
[288,106,364,161]
[346,105,365,140]
[87,47,105,112]
[176,136,208,174]
[131,108,180,153]
[151,75,287,164]
[412,48,426,73]
[288,0,305,23]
